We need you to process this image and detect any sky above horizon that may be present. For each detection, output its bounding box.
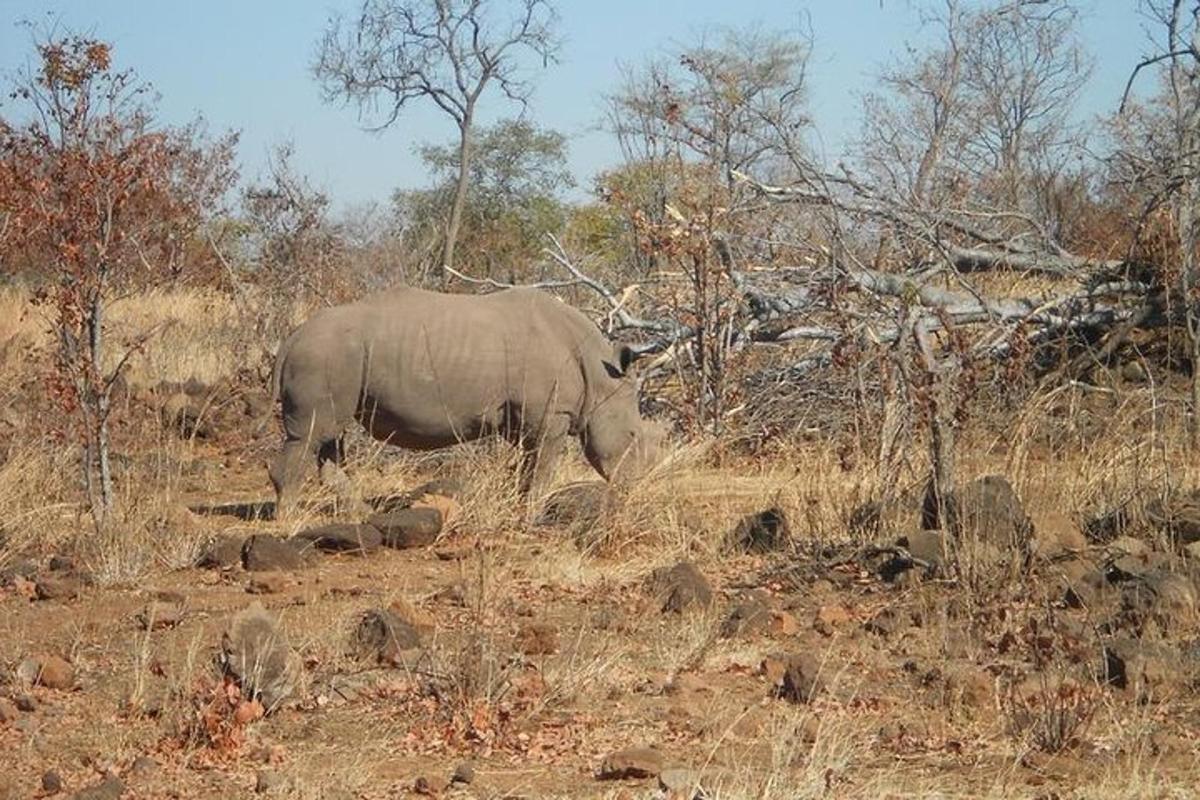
[0,1,1158,212]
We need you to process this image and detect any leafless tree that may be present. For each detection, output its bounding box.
[1113,1,1200,446]
[313,0,560,278]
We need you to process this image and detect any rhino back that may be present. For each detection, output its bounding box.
[350,288,593,443]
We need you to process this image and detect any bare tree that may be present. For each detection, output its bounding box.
[314,0,559,279]
[1114,1,1200,445]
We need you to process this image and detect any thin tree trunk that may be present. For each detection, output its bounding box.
[88,290,113,524]
[441,115,475,285]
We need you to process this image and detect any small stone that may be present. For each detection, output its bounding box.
[412,493,461,530]
[293,523,382,555]
[15,694,37,712]
[255,770,288,794]
[35,656,75,690]
[354,609,422,664]
[247,573,289,595]
[71,777,124,800]
[451,761,476,785]
[138,599,185,630]
[1032,512,1087,559]
[42,770,63,793]
[389,597,435,634]
[814,604,852,635]
[198,535,245,570]
[242,536,304,572]
[647,562,713,614]
[659,767,700,796]
[598,747,664,780]
[221,603,298,713]
[414,775,450,795]
[767,610,800,637]
[48,555,75,572]
[720,597,770,639]
[515,622,559,655]
[16,657,40,685]
[775,654,825,703]
[35,574,81,601]
[368,508,443,548]
[130,755,158,776]
[728,508,790,553]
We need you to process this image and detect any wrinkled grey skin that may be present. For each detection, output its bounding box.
[269,286,665,518]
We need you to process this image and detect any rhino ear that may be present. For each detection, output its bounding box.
[618,345,635,375]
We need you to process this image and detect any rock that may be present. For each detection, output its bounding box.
[0,558,39,585]
[241,536,304,572]
[0,698,18,723]
[48,554,75,572]
[598,747,664,780]
[354,609,422,664]
[130,755,158,776]
[1102,638,1192,702]
[413,775,449,795]
[15,694,36,712]
[42,770,63,793]
[515,622,559,655]
[198,536,246,570]
[15,657,40,685]
[1032,512,1087,559]
[814,604,852,636]
[900,529,947,568]
[1061,563,1112,610]
[659,768,701,797]
[368,508,442,549]
[411,494,462,531]
[942,665,993,711]
[536,481,615,529]
[1084,506,1130,544]
[921,475,1033,555]
[35,574,81,601]
[247,573,289,595]
[1146,490,1200,547]
[720,597,771,639]
[138,598,185,631]
[768,610,800,637]
[1120,571,1199,632]
[646,562,713,614]
[27,655,75,690]
[71,777,124,800]
[255,770,289,795]
[864,607,911,638]
[728,507,790,553]
[293,523,382,555]
[451,761,476,785]
[389,597,435,634]
[774,653,825,703]
[220,603,298,713]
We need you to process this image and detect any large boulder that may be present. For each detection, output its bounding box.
[241,535,307,572]
[921,475,1033,561]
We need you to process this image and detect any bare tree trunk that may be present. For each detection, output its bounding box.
[441,115,474,285]
[87,290,113,526]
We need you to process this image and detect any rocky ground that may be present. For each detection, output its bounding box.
[3,378,1200,799]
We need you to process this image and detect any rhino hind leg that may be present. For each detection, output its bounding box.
[270,438,311,521]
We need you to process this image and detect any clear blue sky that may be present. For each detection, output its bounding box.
[0,1,1152,212]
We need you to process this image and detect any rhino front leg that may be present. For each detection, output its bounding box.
[318,436,364,516]
[519,414,571,504]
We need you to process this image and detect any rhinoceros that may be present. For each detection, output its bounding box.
[269,286,665,517]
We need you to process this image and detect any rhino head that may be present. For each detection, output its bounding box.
[582,344,667,482]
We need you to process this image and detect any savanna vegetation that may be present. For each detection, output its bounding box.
[3,1,1200,798]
